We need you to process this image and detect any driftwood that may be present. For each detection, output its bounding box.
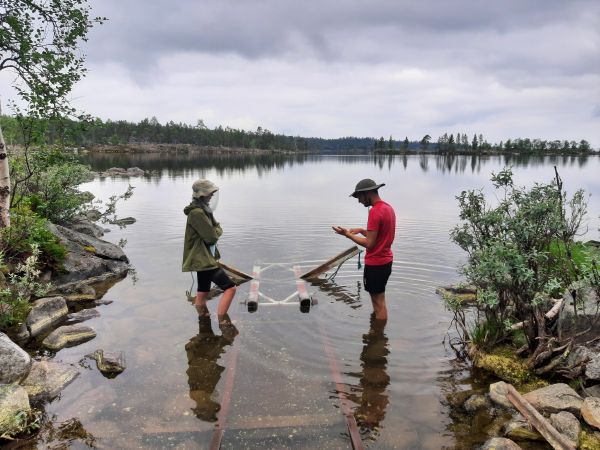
[511,299,564,331]
[505,384,576,450]
[300,246,360,280]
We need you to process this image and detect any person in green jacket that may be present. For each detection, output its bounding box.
[182,179,236,323]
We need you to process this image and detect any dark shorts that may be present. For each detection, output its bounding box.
[197,267,236,292]
[363,262,392,294]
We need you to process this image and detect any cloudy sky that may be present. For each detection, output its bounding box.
[3,0,600,146]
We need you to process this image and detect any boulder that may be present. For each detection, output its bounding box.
[126,167,144,177]
[67,220,105,238]
[110,217,136,226]
[87,349,126,377]
[66,308,100,324]
[489,381,515,409]
[464,394,490,412]
[48,223,128,262]
[567,346,600,381]
[13,323,30,345]
[21,359,79,403]
[481,437,522,449]
[582,397,600,430]
[523,383,582,415]
[42,325,96,350]
[0,384,31,437]
[586,385,600,398]
[0,332,31,383]
[47,223,129,285]
[549,411,580,446]
[25,296,68,337]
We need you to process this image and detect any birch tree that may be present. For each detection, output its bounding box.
[0,0,103,227]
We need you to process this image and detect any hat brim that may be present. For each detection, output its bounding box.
[192,188,219,199]
[350,183,385,197]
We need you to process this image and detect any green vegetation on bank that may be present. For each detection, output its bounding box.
[0,115,595,155]
[447,167,600,361]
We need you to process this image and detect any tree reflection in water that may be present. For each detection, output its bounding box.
[184,314,238,422]
[348,315,390,438]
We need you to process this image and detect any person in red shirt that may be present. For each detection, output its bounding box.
[333,179,396,320]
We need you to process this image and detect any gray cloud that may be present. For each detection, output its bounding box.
[4,0,598,146]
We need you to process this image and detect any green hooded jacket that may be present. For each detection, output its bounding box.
[182,201,223,272]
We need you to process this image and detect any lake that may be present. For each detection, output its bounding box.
[28,153,600,449]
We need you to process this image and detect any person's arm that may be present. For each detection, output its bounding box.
[332,226,378,250]
[189,210,220,244]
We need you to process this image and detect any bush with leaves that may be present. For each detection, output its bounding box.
[450,168,588,352]
[0,243,50,330]
[11,147,94,224]
[0,206,66,270]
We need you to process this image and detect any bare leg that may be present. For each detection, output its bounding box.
[194,291,210,316]
[370,292,388,321]
[217,286,237,318]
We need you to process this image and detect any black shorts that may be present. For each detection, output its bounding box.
[197,267,235,292]
[363,262,392,294]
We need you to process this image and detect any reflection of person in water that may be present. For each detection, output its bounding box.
[350,315,390,432]
[184,314,238,422]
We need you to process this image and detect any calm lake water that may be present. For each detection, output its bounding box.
[26,154,600,449]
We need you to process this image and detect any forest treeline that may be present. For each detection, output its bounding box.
[0,115,595,155]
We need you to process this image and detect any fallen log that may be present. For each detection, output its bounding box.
[505,384,576,450]
[510,298,564,331]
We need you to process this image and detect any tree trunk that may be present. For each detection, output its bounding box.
[0,123,10,227]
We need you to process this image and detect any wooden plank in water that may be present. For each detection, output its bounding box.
[300,246,360,280]
[219,262,253,283]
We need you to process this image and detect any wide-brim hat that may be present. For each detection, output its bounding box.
[192,179,219,198]
[350,178,385,197]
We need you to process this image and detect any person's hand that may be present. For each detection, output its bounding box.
[332,225,348,237]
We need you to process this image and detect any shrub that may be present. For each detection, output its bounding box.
[451,168,588,351]
[0,206,66,269]
[0,244,50,330]
[11,147,93,224]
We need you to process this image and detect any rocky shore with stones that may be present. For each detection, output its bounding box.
[440,283,600,448]
[1,218,129,437]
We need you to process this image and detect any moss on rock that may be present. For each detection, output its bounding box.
[579,430,600,450]
[473,346,547,389]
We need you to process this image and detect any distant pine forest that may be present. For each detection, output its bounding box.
[0,115,595,155]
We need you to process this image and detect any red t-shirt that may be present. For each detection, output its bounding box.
[365,200,396,265]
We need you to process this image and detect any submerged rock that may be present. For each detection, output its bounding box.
[21,360,79,403]
[504,414,544,441]
[436,285,477,305]
[0,332,32,383]
[87,349,126,377]
[42,325,96,350]
[523,383,582,415]
[464,394,491,412]
[66,308,100,324]
[481,437,522,449]
[110,217,136,226]
[0,384,31,437]
[25,296,69,338]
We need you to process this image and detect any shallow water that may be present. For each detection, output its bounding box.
[22,154,600,448]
